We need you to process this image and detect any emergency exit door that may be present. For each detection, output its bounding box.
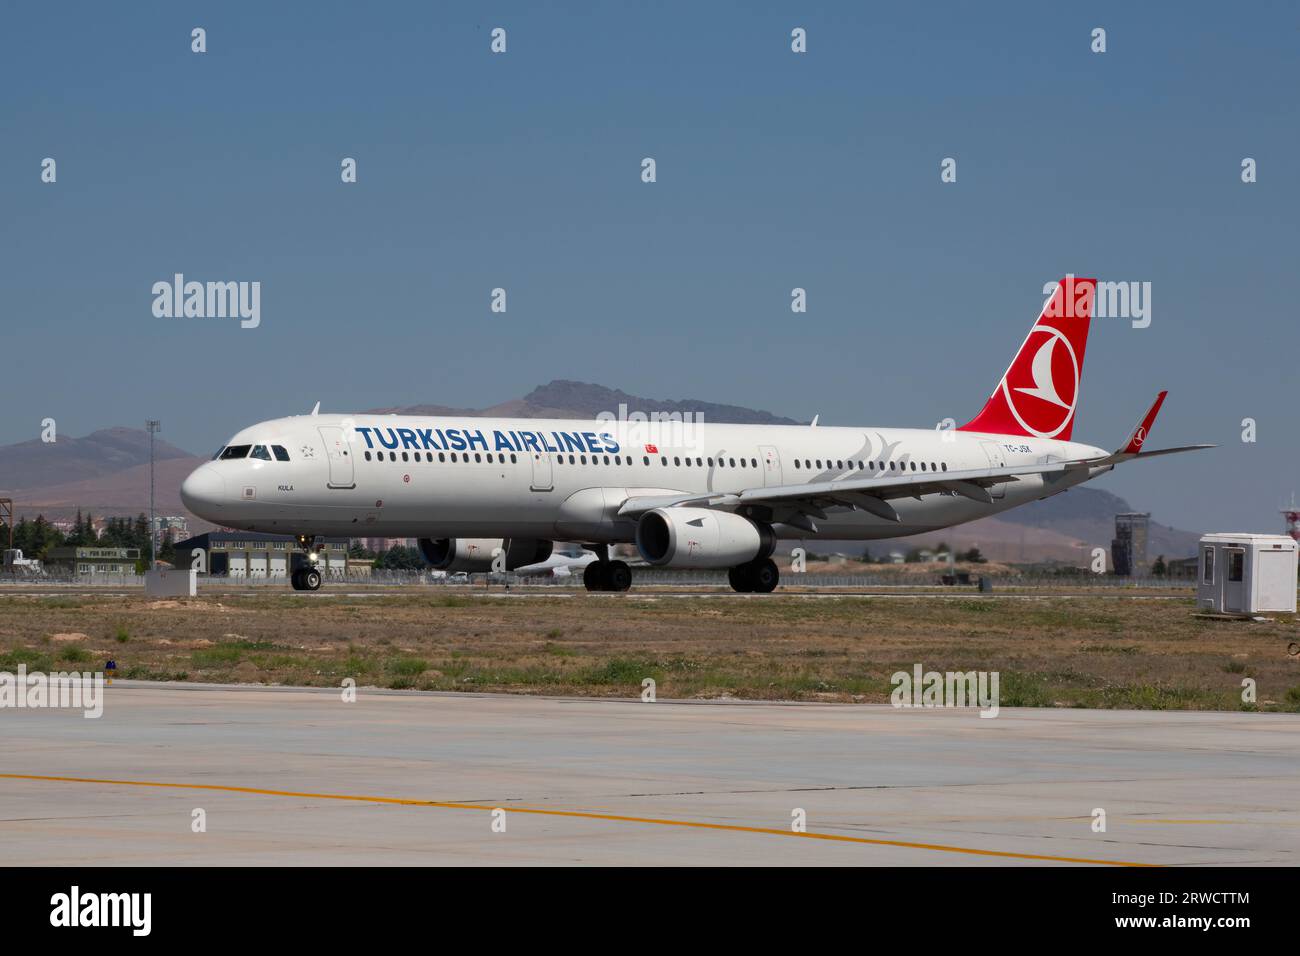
[529,450,553,492]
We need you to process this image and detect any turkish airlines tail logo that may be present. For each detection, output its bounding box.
[958,276,1095,441]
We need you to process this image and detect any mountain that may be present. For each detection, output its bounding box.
[0,426,194,492]
[369,380,803,425]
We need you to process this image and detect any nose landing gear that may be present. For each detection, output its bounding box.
[291,566,322,591]
[291,534,323,591]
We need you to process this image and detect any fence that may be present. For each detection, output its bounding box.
[0,569,1199,590]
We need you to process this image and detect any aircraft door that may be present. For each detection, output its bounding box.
[758,445,783,486]
[979,441,1006,499]
[318,426,355,489]
[530,449,554,492]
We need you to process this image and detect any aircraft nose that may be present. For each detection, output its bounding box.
[180,465,227,517]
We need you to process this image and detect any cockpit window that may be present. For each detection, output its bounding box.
[251,445,272,461]
[272,445,290,461]
[212,446,225,460]
[220,445,252,460]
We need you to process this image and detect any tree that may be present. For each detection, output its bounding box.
[373,545,424,570]
[159,529,176,565]
[960,546,986,564]
[859,546,874,563]
[1151,554,1167,576]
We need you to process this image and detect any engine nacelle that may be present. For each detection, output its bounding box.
[502,538,553,570]
[635,508,774,569]
[417,538,500,572]
[417,538,553,572]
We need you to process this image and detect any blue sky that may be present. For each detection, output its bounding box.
[2,1,1296,532]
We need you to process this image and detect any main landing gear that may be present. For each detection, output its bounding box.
[290,533,323,591]
[728,557,779,593]
[583,558,633,592]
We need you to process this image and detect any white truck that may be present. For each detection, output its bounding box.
[2,549,44,576]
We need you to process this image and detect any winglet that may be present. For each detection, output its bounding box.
[310,401,321,416]
[1117,390,1167,454]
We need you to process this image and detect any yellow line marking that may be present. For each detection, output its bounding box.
[0,772,1155,866]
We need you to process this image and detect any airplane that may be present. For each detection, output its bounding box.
[505,543,600,579]
[180,277,1211,593]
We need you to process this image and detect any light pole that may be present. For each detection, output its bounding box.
[146,420,160,569]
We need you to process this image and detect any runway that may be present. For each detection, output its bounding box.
[2,683,1297,866]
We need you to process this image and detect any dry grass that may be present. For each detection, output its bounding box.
[0,592,1297,711]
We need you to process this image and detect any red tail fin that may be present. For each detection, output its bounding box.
[958,276,1096,441]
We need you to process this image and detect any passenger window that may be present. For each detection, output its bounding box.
[439,453,446,462]
[272,445,290,461]
[511,454,517,463]
[364,451,372,461]
[220,445,252,460]
[402,452,409,462]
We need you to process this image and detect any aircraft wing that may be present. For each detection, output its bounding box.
[616,461,1075,525]
[616,393,1212,529]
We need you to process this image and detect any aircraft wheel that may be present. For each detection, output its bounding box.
[302,567,322,591]
[728,564,754,593]
[290,569,304,591]
[751,557,779,593]
[607,560,632,592]
[583,562,609,592]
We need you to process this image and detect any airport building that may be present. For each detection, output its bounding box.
[1111,512,1150,576]
[43,546,141,575]
[173,531,350,578]
[151,515,190,539]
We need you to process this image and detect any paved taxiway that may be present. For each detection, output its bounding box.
[3,683,1297,865]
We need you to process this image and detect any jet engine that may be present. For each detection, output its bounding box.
[417,537,553,572]
[635,508,774,569]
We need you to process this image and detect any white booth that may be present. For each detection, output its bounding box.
[1197,533,1297,615]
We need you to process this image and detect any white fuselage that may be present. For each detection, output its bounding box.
[180,414,1109,543]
